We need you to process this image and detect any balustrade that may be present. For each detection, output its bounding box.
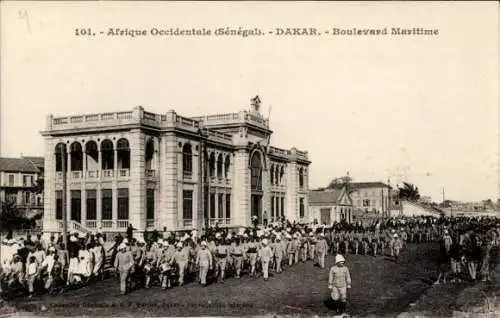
[116,111,133,120]
[100,113,115,121]
[56,172,63,179]
[71,171,82,179]
[117,220,129,228]
[101,220,113,229]
[183,171,193,180]
[146,219,155,229]
[86,220,97,229]
[208,218,231,226]
[118,169,130,177]
[102,170,114,178]
[145,169,155,178]
[85,114,99,121]
[70,116,84,123]
[87,170,99,178]
[183,219,193,227]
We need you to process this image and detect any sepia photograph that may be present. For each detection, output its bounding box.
[0,1,499,317]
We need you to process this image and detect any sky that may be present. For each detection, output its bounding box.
[1,2,499,203]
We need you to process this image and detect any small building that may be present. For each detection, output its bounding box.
[0,156,44,218]
[308,187,353,225]
[326,182,392,216]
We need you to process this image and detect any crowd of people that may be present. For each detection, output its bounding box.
[1,215,499,315]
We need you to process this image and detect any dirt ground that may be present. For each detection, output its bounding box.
[2,243,495,317]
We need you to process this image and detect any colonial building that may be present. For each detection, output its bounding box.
[0,156,44,218]
[308,186,353,225]
[41,97,311,236]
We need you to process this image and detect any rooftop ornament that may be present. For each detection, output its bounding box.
[250,95,261,113]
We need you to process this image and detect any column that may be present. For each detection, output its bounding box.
[81,188,86,226]
[159,136,167,230]
[214,152,218,181]
[232,149,250,227]
[112,186,118,228]
[96,186,102,230]
[113,148,118,177]
[66,150,72,223]
[222,155,226,180]
[214,190,219,220]
[67,151,72,177]
[98,150,102,178]
[129,130,146,235]
[276,195,279,222]
[82,146,87,178]
[285,162,298,221]
[222,193,226,222]
[164,133,178,230]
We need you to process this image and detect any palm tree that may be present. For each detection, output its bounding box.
[397,182,420,201]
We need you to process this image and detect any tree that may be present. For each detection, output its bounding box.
[327,175,353,189]
[0,200,36,235]
[397,182,420,201]
[31,177,44,195]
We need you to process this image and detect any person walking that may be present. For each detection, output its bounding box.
[114,243,135,295]
[196,241,213,286]
[259,239,273,281]
[328,254,352,315]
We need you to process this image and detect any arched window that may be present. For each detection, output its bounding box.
[250,152,262,191]
[270,164,275,185]
[70,142,83,171]
[217,153,223,179]
[280,166,285,185]
[299,168,304,188]
[145,138,154,170]
[275,165,280,185]
[85,140,98,168]
[101,139,114,170]
[117,138,130,169]
[224,155,230,179]
[209,152,215,178]
[182,143,192,177]
[54,143,67,172]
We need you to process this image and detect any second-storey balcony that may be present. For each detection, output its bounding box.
[87,170,99,179]
[118,169,130,178]
[71,171,82,179]
[57,169,131,181]
[102,169,114,179]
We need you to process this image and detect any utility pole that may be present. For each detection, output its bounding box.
[387,177,391,218]
[60,146,68,250]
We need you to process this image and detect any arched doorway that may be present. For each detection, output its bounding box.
[250,151,263,224]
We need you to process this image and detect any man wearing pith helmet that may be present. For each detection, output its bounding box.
[259,238,273,281]
[328,254,351,315]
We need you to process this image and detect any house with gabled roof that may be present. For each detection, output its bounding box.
[0,156,44,218]
[308,186,353,225]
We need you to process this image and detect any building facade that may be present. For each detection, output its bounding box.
[41,97,311,236]
[327,182,392,216]
[0,156,44,218]
[309,187,353,225]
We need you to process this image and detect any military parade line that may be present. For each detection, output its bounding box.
[1,215,500,315]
